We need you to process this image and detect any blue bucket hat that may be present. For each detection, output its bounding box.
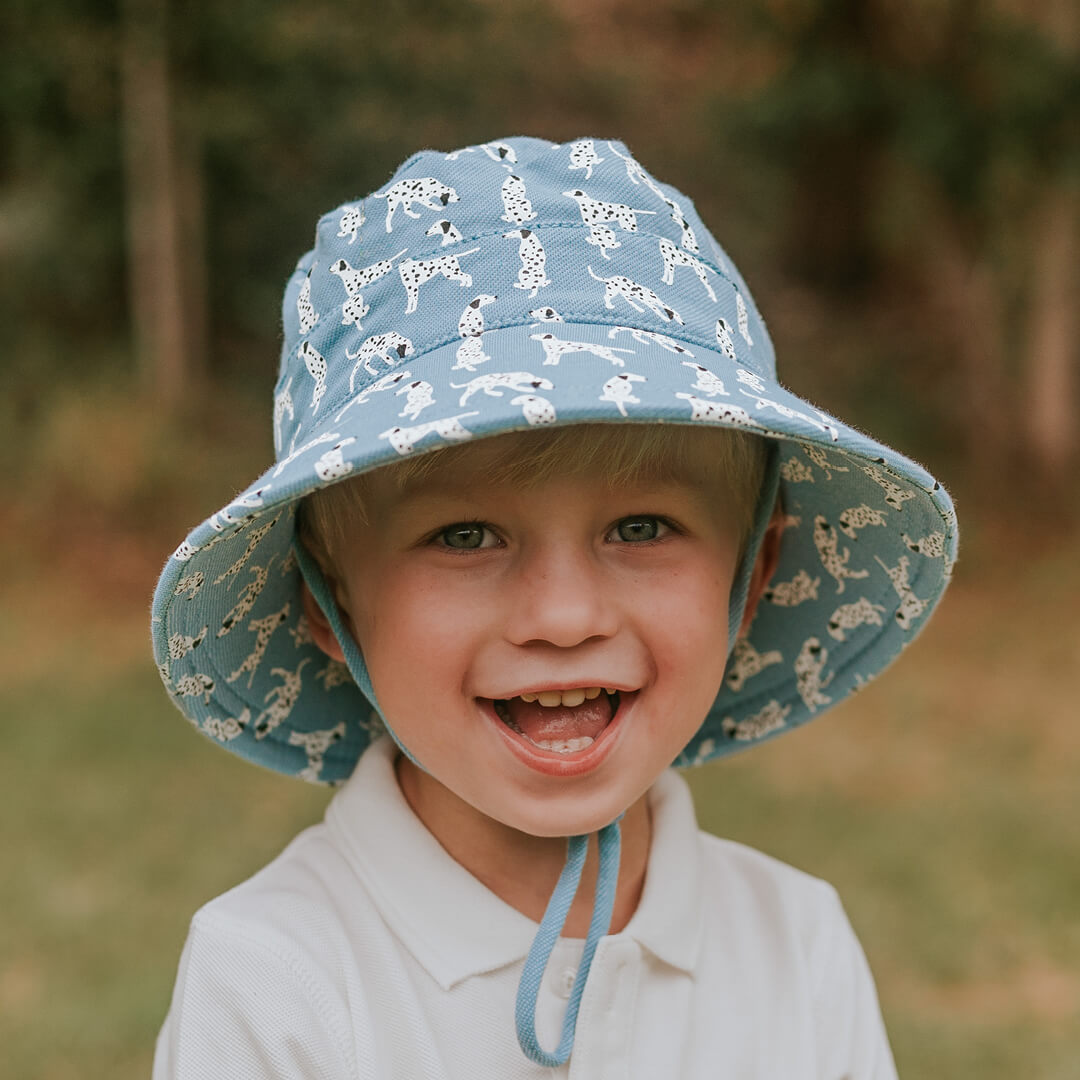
[151,135,957,1065]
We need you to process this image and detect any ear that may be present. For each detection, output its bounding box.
[299,577,347,663]
[738,499,785,638]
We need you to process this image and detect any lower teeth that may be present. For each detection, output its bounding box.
[531,736,594,753]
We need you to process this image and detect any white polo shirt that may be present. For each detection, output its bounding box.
[153,736,898,1078]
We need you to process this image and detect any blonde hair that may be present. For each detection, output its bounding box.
[298,423,769,574]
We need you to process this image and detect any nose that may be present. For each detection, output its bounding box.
[503,541,619,649]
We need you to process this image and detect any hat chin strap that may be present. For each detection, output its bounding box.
[291,442,780,1066]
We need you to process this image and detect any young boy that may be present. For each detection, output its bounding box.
[151,136,957,1078]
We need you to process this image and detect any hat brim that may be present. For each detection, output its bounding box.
[152,320,957,783]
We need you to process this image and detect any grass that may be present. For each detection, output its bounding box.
[3,492,1078,1077]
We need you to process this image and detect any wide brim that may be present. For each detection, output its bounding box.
[152,320,957,784]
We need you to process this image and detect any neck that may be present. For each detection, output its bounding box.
[394,755,652,938]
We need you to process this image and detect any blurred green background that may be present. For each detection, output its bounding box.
[3,0,1078,1076]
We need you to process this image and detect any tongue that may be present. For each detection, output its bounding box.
[505,695,613,743]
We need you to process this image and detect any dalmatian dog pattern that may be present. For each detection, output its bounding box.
[568,138,604,179]
[682,361,728,398]
[451,371,554,407]
[725,638,783,693]
[564,189,657,232]
[154,135,957,786]
[599,372,647,416]
[453,294,498,372]
[399,249,481,315]
[722,700,791,742]
[427,219,463,246]
[374,177,460,232]
[346,332,415,389]
[379,412,479,456]
[328,251,407,329]
[396,379,436,421]
[500,174,537,226]
[297,269,319,334]
[611,326,693,356]
[504,229,551,297]
[589,267,683,323]
[511,393,557,426]
[659,238,719,301]
[337,204,364,244]
[586,222,621,259]
[530,332,632,367]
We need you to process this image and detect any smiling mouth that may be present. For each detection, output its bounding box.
[491,688,621,754]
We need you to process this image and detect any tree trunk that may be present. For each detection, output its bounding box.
[1024,189,1078,478]
[120,0,189,408]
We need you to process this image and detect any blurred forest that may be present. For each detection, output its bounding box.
[3,2,1079,1078]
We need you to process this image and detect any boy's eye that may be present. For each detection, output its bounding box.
[437,522,495,550]
[610,516,668,543]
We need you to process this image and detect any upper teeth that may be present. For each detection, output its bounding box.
[518,687,612,707]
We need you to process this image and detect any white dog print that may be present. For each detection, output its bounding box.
[334,370,413,422]
[228,604,291,688]
[722,700,791,742]
[564,189,656,232]
[736,292,754,346]
[398,248,481,315]
[254,658,311,738]
[659,237,719,301]
[510,393,557,425]
[827,597,887,642]
[504,228,551,297]
[610,326,693,356]
[451,371,554,406]
[337,204,364,244]
[289,721,346,784]
[763,568,821,607]
[599,372,647,416]
[396,379,436,421]
[714,318,737,361]
[682,361,729,398]
[445,140,517,166]
[379,412,479,456]
[500,173,537,226]
[794,638,833,712]
[838,504,888,540]
[567,139,604,179]
[530,332,633,367]
[296,269,319,334]
[861,464,917,511]
[426,219,463,246]
[588,267,683,323]
[314,438,357,483]
[725,637,783,693]
[586,222,621,259]
[346,331,415,388]
[874,555,927,629]
[298,342,327,414]
[814,515,871,594]
[675,393,761,428]
[373,177,459,232]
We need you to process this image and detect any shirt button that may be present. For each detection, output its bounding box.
[556,967,577,998]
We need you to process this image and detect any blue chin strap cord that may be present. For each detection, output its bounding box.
[291,441,780,1067]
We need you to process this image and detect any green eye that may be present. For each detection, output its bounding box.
[440,523,487,549]
[615,517,661,542]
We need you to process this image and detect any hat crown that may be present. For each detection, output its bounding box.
[275,137,775,459]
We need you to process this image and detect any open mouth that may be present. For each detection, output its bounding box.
[491,687,622,754]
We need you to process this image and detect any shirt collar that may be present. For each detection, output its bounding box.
[326,736,704,990]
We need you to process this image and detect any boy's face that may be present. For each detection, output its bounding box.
[309,433,751,839]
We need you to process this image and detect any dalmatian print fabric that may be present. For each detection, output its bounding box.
[152,136,958,784]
